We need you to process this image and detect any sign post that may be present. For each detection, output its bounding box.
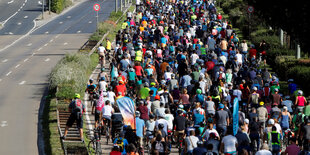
[247,6,254,40]
[93,4,100,35]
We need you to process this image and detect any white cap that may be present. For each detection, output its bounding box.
[268,119,275,125]
[244,119,249,124]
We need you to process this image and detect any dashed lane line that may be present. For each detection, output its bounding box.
[15,64,20,68]
[6,71,12,76]
[2,59,8,63]
[19,81,26,85]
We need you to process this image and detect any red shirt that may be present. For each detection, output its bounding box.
[134,66,143,76]
[115,84,126,96]
[249,48,257,58]
[110,151,121,155]
[206,61,215,71]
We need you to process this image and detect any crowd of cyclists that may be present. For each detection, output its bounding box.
[71,0,310,154]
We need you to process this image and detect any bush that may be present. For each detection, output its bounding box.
[49,53,90,99]
[51,0,72,14]
[287,66,310,95]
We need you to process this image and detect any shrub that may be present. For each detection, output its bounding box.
[287,66,310,95]
[51,0,72,14]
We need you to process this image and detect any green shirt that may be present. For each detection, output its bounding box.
[140,87,150,99]
[304,105,310,116]
[270,85,280,94]
[128,72,137,81]
[200,47,206,55]
[192,72,200,81]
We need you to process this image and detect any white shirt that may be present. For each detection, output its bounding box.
[99,81,107,92]
[102,105,113,117]
[107,91,116,104]
[155,119,169,135]
[204,128,219,140]
[164,114,174,130]
[190,54,199,65]
[236,53,243,64]
[164,72,173,80]
[222,135,238,153]
[185,136,199,151]
[98,46,105,54]
[255,150,272,155]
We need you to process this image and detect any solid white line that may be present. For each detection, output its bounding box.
[2,59,8,63]
[8,0,14,4]
[84,94,93,137]
[27,43,32,46]
[19,81,26,85]
[6,71,12,76]
[24,58,28,62]
[15,64,20,68]
[37,47,42,51]
[45,58,50,62]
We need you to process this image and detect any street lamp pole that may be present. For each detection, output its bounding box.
[42,0,44,19]
[49,0,51,15]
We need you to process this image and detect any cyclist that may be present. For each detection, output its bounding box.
[102,100,114,137]
[113,132,129,155]
[98,43,106,67]
[85,79,97,112]
[62,93,85,142]
[135,111,145,147]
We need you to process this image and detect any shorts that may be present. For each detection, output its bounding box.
[95,111,101,122]
[66,113,83,129]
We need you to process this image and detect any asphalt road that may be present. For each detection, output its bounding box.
[0,0,122,154]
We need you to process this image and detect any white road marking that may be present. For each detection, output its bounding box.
[88,21,92,24]
[59,21,63,24]
[0,0,27,28]
[32,53,35,56]
[19,81,26,85]
[37,47,42,51]
[2,59,8,63]
[44,43,48,46]
[24,16,28,19]
[0,79,2,82]
[27,43,32,46]
[49,39,53,42]
[17,22,22,25]
[8,0,14,4]
[63,42,68,45]
[6,71,12,76]
[8,32,13,35]
[0,121,8,127]
[77,30,81,33]
[67,16,71,19]
[55,35,60,38]
[24,58,28,62]
[15,64,20,68]
[38,1,42,5]
[45,31,49,34]
[45,58,50,62]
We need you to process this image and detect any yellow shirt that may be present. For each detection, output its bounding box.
[135,50,143,61]
[106,41,111,50]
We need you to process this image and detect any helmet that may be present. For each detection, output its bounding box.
[259,101,264,106]
[135,111,141,117]
[253,87,258,91]
[101,68,105,72]
[298,90,303,95]
[150,82,156,86]
[158,123,164,129]
[196,89,202,94]
[89,79,93,83]
[74,93,80,99]
[178,104,184,109]
[144,82,149,87]
[155,95,160,100]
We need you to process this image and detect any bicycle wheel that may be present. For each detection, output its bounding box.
[95,141,102,155]
[106,127,109,145]
[88,139,96,154]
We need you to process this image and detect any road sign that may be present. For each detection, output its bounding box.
[247,6,254,13]
[93,4,100,11]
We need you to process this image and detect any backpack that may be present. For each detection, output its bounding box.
[160,92,170,106]
[116,138,125,151]
[155,141,164,153]
[73,99,83,119]
[88,84,96,92]
[95,91,104,112]
[210,85,219,96]
[251,93,259,104]
[295,113,303,126]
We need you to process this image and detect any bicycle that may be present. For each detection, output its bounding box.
[102,117,111,145]
[176,133,184,155]
[88,127,102,155]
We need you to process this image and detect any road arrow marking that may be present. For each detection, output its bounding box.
[0,121,8,127]
[6,71,12,76]
[19,81,26,85]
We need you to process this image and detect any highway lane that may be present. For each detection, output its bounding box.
[0,0,27,22]
[0,0,121,154]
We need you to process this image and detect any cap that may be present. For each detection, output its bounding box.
[268,119,275,125]
[155,95,160,100]
[219,104,224,109]
[244,119,249,124]
[298,90,303,95]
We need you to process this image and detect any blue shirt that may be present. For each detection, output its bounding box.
[113,138,129,154]
[150,87,158,96]
[160,37,167,44]
[135,117,145,137]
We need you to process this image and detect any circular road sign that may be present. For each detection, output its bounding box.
[247,6,254,13]
[93,4,100,11]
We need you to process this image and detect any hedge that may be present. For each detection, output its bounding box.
[51,0,72,14]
